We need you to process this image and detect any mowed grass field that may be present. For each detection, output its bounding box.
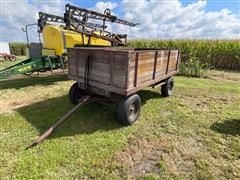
[0,66,239,179]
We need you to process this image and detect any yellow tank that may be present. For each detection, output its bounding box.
[42,25,111,55]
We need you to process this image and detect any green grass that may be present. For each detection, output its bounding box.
[0,71,239,179]
[0,56,26,70]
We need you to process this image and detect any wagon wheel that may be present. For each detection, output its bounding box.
[161,77,174,97]
[9,55,16,61]
[25,71,40,78]
[117,94,141,125]
[69,82,90,104]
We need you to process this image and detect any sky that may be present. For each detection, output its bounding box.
[0,0,239,42]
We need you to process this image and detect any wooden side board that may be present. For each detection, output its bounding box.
[68,48,128,89]
[128,50,179,89]
[68,48,180,97]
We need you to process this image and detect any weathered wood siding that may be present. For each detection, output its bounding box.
[68,48,129,95]
[68,48,180,96]
[128,50,179,89]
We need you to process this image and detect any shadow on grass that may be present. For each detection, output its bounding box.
[15,89,163,139]
[139,89,164,104]
[0,74,68,90]
[211,119,240,136]
[16,95,122,138]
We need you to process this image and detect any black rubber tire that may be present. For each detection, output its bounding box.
[161,77,174,97]
[9,55,16,61]
[69,82,86,104]
[117,94,141,126]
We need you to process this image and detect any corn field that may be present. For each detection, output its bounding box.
[128,40,240,72]
[9,40,240,74]
[9,42,27,56]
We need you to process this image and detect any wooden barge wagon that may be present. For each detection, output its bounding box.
[68,47,180,125]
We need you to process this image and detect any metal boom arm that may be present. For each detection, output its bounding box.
[65,4,138,27]
[37,4,138,46]
[38,12,106,32]
[38,12,65,32]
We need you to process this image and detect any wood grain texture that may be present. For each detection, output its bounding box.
[68,48,179,96]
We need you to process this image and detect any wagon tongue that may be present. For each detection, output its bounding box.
[26,96,98,150]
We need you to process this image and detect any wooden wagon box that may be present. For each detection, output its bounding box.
[68,48,180,97]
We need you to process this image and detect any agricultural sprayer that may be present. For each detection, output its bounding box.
[0,3,138,80]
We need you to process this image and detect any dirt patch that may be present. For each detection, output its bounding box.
[162,137,201,176]
[0,97,34,113]
[176,88,238,111]
[114,135,203,178]
[114,137,165,178]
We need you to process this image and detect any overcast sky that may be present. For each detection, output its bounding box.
[0,0,239,42]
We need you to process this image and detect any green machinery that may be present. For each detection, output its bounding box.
[0,23,65,80]
[0,56,65,79]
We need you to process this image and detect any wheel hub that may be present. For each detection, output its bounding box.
[168,81,173,91]
[129,103,136,119]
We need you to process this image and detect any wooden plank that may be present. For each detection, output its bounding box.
[113,75,126,88]
[128,50,172,88]
[130,52,155,66]
[126,71,179,96]
[138,52,155,60]
[125,53,130,89]
[113,52,128,88]
[137,74,154,84]
[75,69,127,87]
[68,75,125,95]
[137,65,155,76]
[155,69,168,77]
[70,50,128,88]
[175,50,180,70]
[68,55,71,76]
[168,61,177,68]
[113,53,128,66]
[134,51,155,78]
[128,69,166,88]
[134,52,139,87]
[156,63,167,71]
[110,51,114,87]
[127,52,136,88]
[153,51,158,80]
[156,51,169,73]
[77,63,125,72]
[80,62,110,72]
[69,66,77,76]
[156,57,168,64]
[130,60,156,67]
[165,50,171,74]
